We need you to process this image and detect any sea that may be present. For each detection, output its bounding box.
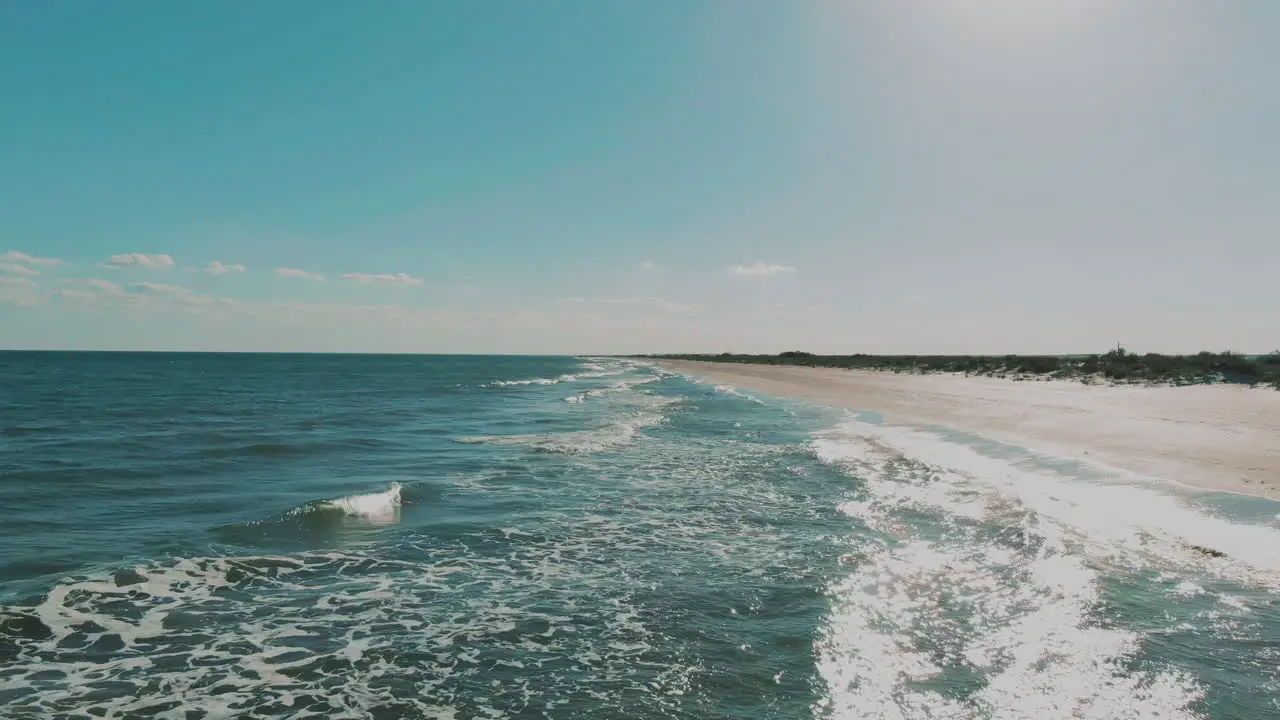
[1,352,1278,720]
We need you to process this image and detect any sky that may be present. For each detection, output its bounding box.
[1,0,1277,354]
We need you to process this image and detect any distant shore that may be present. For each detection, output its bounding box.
[658,359,1280,501]
[643,349,1280,389]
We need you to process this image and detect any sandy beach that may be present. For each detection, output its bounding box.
[660,360,1280,500]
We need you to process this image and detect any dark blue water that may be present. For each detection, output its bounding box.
[1,353,1278,719]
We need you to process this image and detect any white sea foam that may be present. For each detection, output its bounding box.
[486,374,571,387]
[324,483,403,525]
[564,377,661,404]
[814,418,1280,584]
[808,417,1249,719]
[0,546,653,718]
[457,407,670,455]
[463,381,677,455]
[714,384,766,404]
[1171,580,1205,597]
[0,433,815,719]
[485,362,638,389]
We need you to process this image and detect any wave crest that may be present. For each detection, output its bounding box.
[456,411,667,455]
[319,483,403,525]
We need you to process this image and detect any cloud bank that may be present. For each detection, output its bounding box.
[0,263,41,277]
[204,261,246,275]
[60,278,124,294]
[727,262,797,277]
[341,272,424,286]
[129,282,214,305]
[556,296,700,313]
[274,267,326,280]
[101,253,174,270]
[3,251,61,268]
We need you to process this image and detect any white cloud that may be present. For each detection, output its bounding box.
[130,281,188,294]
[0,262,41,277]
[0,276,42,307]
[341,272,424,286]
[556,296,700,313]
[128,282,214,305]
[3,250,61,268]
[639,260,657,271]
[274,267,326,280]
[56,289,99,300]
[727,262,797,277]
[54,278,230,312]
[204,261,246,275]
[60,277,124,294]
[214,297,249,311]
[56,278,131,311]
[100,253,174,270]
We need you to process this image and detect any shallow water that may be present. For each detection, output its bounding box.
[1,352,1277,718]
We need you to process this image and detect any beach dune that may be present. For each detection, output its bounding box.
[660,360,1280,500]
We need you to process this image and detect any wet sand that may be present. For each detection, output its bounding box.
[660,361,1280,500]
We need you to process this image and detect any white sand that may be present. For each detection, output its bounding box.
[660,361,1280,500]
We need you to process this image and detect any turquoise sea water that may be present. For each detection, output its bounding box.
[1,353,1277,719]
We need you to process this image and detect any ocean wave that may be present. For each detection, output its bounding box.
[813,419,1280,583]
[1,455,763,720]
[485,374,572,387]
[314,483,403,525]
[563,376,665,404]
[484,359,647,389]
[815,535,1204,720]
[484,371,616,388]
[213,485,409,549]
[197,440,368,460]
[808,417,1280,719]
[263,483,406,528]
[0,548,652,719]
[714,384,766,404]
[1,424,58,436]
[462,387,679,455]
[456,410,668,455]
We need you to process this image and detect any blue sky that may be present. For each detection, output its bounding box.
[2,1,1276,353]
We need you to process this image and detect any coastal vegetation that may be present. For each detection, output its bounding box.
[643,348,1280,389]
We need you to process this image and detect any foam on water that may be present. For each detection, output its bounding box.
[464,375,680,455]
[817,419,1280,583]
[487,376,564,387]
[324,483,403,525]
[456,406,671,455]
[0,413,845,720]
[809,416,1280,719]
[485,359,641,389]
[5,354,1278,718]
[0,547,672,718]
[714,384,767,404]
[564,377,664,404]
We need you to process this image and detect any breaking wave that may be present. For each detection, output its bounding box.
[484,359,641,389]
[809,417,1280,719]
[457,407,671,455]
[306,483,404,525]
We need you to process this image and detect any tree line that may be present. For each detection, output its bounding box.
[640,348,1280,389]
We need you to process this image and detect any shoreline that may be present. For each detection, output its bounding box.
[641,351,1280,389]
[658,360,1280,501]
